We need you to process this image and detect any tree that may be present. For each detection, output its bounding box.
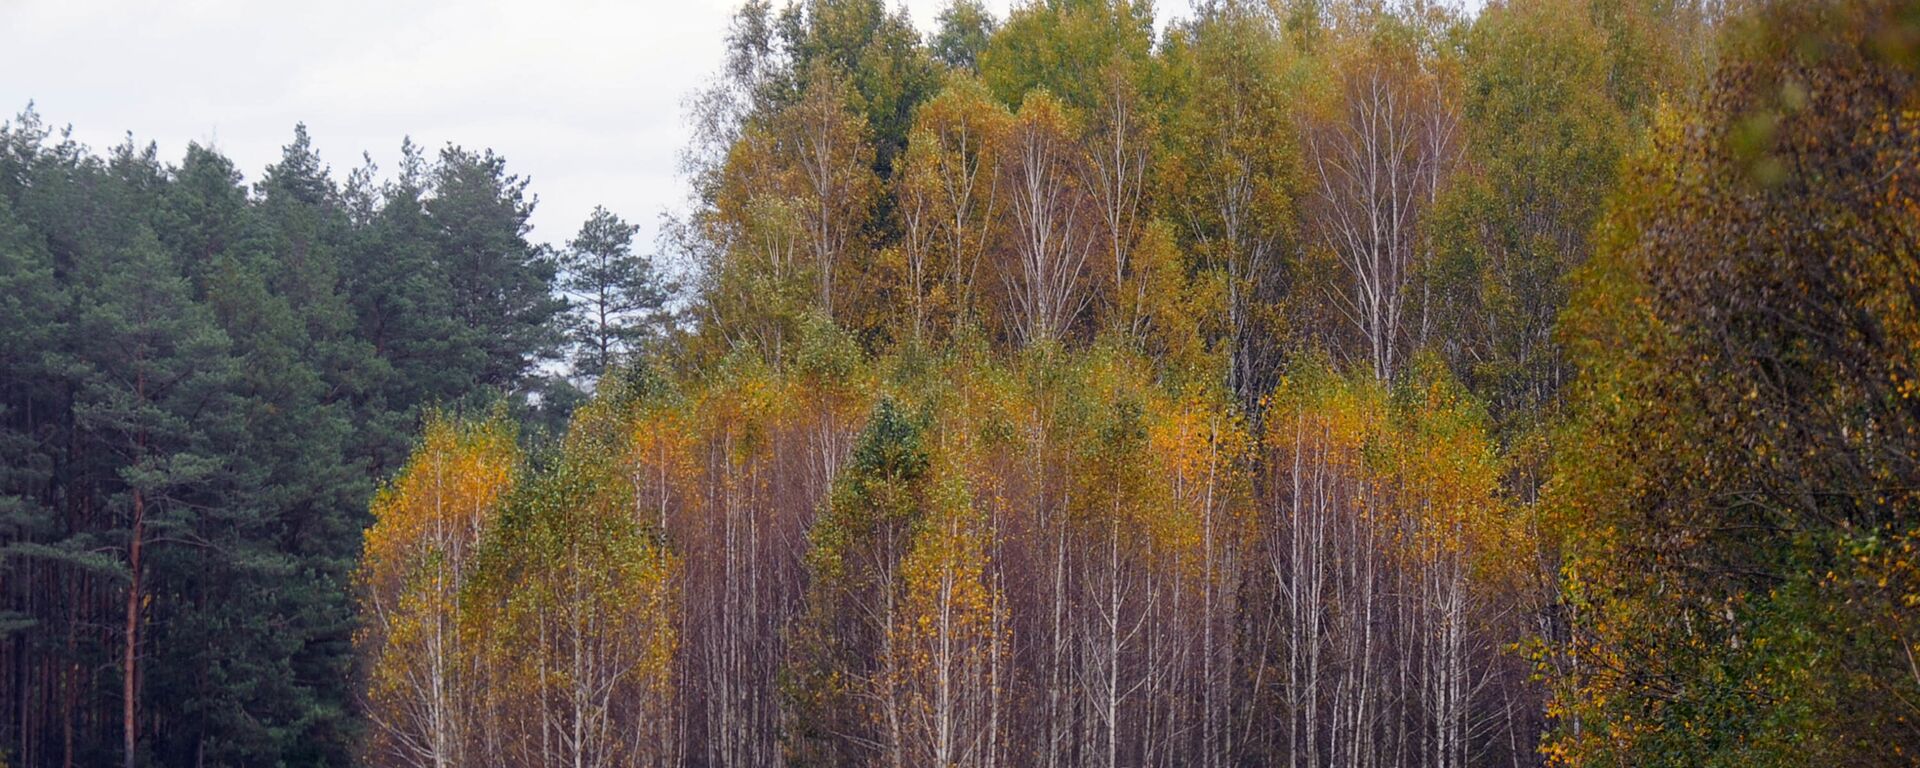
[71,225,241,768]
[357,413,519,768]
[1548,2,1920,763]
[150,134,367,766]
[713,66,879,329]
[0,112,579,767]
[896,74,1011,338]
[663,352,849,767]
[1425,0,1624,428]
[1079,60,1155,337]
[465,388,679,768]
[1254,358,1527,768]
[0,126,92,766]
[36,1,1914,765]
[0,190,64,666]
[776,0,940,177]
[979,0,1156,113]
[557,206,671,381]
[426,145,564,395]
[932,0,998,72]
[238,128,377,762]
[1161,0,1303,405]
[1305,9,1462,382]
[999,90,1096,346]
[889,464,1005,768]
[787,397,931,767]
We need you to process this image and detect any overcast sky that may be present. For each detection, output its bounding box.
[0,0,1478,251]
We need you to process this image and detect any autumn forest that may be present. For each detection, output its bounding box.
[3,0,1919,766]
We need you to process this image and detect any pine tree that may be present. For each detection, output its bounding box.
[70,225,241,768]
[425,145,564,397]
[0,192,65,671]
[345,139,472,470]
[557,206,670,382]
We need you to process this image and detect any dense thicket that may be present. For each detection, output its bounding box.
[0,115,666,766]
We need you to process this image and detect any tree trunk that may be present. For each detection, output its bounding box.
[123,489,143,768]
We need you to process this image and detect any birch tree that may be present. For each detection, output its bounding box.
[1165,0,1302,406]
[357,415,518,768]
[999,90,1096,346]
[892,474,1006,768]
[779,64,881,319]
[1256,361,1525,768]
[896,75,1011,338]
[1306,24,1461,381]
[465,390,680,768]
[1078,63,1155,335]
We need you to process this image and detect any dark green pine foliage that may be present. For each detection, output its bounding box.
[425,145,564,396]
[344,138,471,471]
[0,105,571,766]
[557,205,671,382]
[141,129,369,765]
[72,218,244,768]
[147,145,291,764]
[0,192,65,655]
[0,111,122,766]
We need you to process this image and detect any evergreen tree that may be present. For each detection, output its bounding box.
[557,205,670,381]
[345,139,470,470]
[70,225,242,768]
[150,129,370,765]
[425,145,564,396]
[0,111,577,766]
[0,193,64,659]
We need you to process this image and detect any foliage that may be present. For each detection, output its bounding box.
[1546,1,1920,763]
[358,413,518,768]
[0,110,570,766]
[558,205,672,380]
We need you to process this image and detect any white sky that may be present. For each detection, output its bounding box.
[0,0,1479,251]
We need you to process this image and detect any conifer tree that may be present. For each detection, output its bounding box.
[557,206,671,381]
[425,145,564,395]
[71,225,241,768]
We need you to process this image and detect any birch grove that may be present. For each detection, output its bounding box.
[335,2,1715,767]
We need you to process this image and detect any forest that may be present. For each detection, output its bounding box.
[1,0,1917,766]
